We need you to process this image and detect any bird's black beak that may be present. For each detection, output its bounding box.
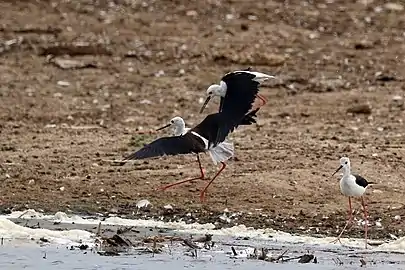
[200,96,211,113]
[156,123,171,131]
[332,165,343,177]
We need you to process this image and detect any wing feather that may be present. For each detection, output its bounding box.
[123,134,205,160]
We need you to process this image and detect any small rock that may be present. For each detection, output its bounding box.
[154,70,165,77]
[240,23,249,31]
[247,15,257,21]
[59,186,65,191]
[136,199,151,209]
[394,215,401,221]
[390,95,404,110]
[347,104,372,115]
[384,3,404,11]
[140,99,152,105]
[163,204,173,210]
[186,10,198,16]
[28,179,35,185]
[226,14,234,20]
[354,40,374,50]
[57,81,70,87]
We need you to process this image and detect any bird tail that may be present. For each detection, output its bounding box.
[208,140,234,165]
[240,108,259,125]
[251,72,275,82]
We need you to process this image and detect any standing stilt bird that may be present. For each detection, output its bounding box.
[200,70,275,115]
[331,157,372,249]
[120,108,260,202]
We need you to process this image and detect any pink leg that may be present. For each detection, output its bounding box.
[199,162,226,202]
[361,196,368,249]
[331,197,353,244]
[257,94,267,107]
[157,155,205,191]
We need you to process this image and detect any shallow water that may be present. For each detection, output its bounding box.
[0,211,404,269]
[1,235,404,270]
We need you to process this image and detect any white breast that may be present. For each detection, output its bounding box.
[340,175,366,197]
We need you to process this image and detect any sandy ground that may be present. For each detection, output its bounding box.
[1,0,405,240]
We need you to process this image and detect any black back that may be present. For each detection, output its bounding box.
[354,174,371,188]
[191,110,252,148]
[123,133,206,161]
[219,71,260,119]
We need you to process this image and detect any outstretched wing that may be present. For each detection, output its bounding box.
[123,134,205,160]
[219,70,273,118]
[219,71,258,118]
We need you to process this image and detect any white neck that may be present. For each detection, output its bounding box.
[218,81,227,97]
[342,165,351,177]
[173,122,186,136]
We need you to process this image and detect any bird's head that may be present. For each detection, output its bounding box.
[156,116,183,131]
[169,116,185,127]
[200,81,227,113]
[332,157,350,176]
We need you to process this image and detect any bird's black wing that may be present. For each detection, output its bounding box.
[191,112,247,148]
[353,174,371,188]
[239,108,260,126]
[218,67,252,113]
[123,134,206,161]
[219,71,260,118]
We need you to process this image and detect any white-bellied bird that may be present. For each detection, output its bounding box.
[331,157,372,249]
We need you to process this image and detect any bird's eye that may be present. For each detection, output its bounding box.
[170,120,174,123]
[345,161,348,164]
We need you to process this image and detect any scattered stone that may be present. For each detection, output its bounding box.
[50,58,98,70]
[136,199,151,209]
[384,3,404,11]
[57,81,70,87]
[376,74,397,82]
[39,237,49,243]
[347,104,372,115]
[298,254,314,263]
[354,40,374,50]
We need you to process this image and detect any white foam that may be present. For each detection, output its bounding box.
[0,218,93,245]
[377,237,405,251]
[1,209,404,252]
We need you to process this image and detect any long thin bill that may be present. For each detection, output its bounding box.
[156,124,171,131]
[200,96,211,113]
[332,165,343,177]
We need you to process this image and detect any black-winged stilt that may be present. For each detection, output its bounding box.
[331,157,372,249]
[200,70,275,115]
[121,109,260,201]
[154,116,232,191]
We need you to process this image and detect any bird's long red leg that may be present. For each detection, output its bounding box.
[331,197,353,244]
[157,154,205,191]
[256,94,267,107]
[361,196,368,249]
[199,162,226,202]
